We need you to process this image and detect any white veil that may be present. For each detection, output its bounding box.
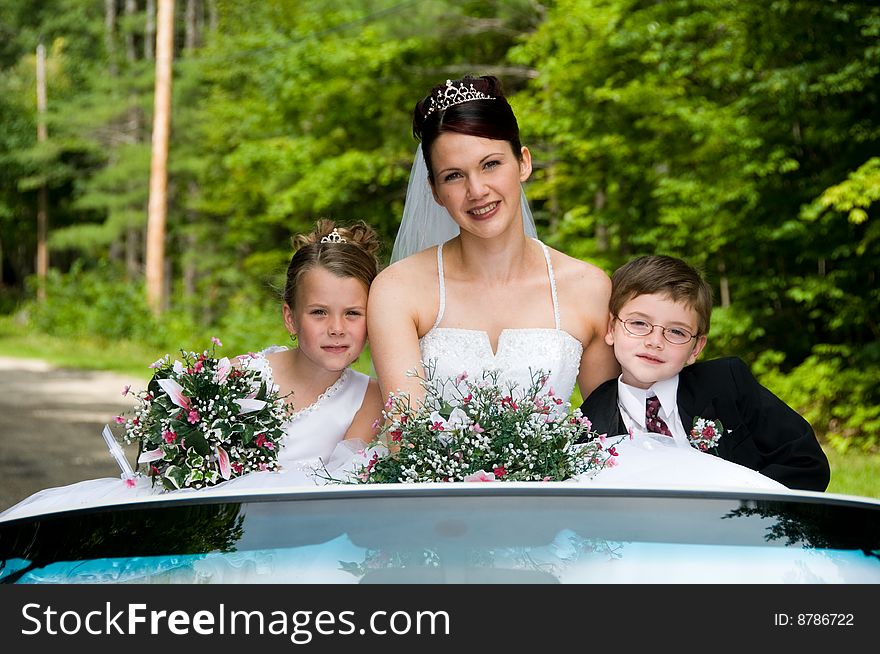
[390,144,537,264]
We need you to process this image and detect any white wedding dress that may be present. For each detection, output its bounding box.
[0,347,372,521]
[420,241,583,412]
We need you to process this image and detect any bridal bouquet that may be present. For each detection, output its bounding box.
[355,365,620,483]
[115,338,290,490]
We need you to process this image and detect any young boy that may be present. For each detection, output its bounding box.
[580,255,830,491]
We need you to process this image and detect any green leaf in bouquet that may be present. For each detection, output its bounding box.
[183,427,210,456]
[185,451,206,470]
[240,424,256,446]
[251,380,268,401]
[164,465,187,490]
[147,372,169,395]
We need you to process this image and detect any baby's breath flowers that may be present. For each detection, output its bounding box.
[116,339,290,490]
[356,364,621,484]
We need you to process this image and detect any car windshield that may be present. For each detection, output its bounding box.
[2,487,879,583]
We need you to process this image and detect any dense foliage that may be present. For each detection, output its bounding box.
[1,0,877,450]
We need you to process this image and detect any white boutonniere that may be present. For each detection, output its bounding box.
[689,417,725,453]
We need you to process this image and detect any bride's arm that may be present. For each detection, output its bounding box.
[563,256,620,398]
[367,262,429,409]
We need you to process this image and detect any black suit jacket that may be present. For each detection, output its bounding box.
[579,357,830,491]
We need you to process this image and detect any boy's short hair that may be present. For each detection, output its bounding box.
[610,255,714,336]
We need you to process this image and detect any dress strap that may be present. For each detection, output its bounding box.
[429,243,447,331]
[536,240,561,330]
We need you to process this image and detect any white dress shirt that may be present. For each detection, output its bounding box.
[616,375,691,448]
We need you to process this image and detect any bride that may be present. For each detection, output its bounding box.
[366,74,785,492]
[369,75,619,411]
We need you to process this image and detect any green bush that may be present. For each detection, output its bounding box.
[26,263,158,343]
[754,345,880,453]
[25,265,292,359]
[204,293,289,357]
[0,287,25,315]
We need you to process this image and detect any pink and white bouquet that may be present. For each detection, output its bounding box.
[356,365,621,484]
[115,338,290,490]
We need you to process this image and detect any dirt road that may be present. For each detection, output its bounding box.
[0,357,145,512]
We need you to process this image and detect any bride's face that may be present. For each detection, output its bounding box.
[429,132,531,238]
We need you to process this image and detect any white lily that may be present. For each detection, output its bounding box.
[157,378,191,410]
[215,356,232,384]
[137,448,165,463]
[235,398,266,414]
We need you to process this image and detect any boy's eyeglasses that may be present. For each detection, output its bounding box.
[615,317,698,345]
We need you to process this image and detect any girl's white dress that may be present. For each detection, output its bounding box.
[0,346,372,521]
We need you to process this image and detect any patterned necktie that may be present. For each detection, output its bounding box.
[645,395,673,437]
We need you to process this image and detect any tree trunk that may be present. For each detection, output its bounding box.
[594,187,608,253]
[207,0,217,33]
[124,0,137,62]
[718,256,731,308]
[185,0,200,50]
[35,43,49,302]
[183,181,198,300]
[125,0,143,281]
[105,2,124,266]
[126,227,140,281]
[145,0,156,60]
[146,0,175,315]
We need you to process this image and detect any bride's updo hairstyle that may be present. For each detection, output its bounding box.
[283,218,381,309]
[412,75,523,184]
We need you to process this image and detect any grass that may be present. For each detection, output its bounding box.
[0,315,159,379]
[0,315,376,379]
[2,316,877,499]
[825,447,880,499]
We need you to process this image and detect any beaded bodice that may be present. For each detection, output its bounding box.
[419,241,583,406]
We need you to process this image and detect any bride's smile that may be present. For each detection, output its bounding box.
[468,201,499,217]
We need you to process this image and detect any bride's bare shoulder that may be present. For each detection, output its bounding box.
[369,247,439,335]
[546,246,611,290]
[372,247,437,291]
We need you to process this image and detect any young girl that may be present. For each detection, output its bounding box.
[240,218,384,465]
[0,220,384,519]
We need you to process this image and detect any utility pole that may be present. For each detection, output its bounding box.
[145,0,174,315]
[35,41,49,302]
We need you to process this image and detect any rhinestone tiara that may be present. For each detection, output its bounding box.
[320,228,346,244]
[425,79,495,116]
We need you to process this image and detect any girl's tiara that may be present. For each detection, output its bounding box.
[320,228,346,244]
